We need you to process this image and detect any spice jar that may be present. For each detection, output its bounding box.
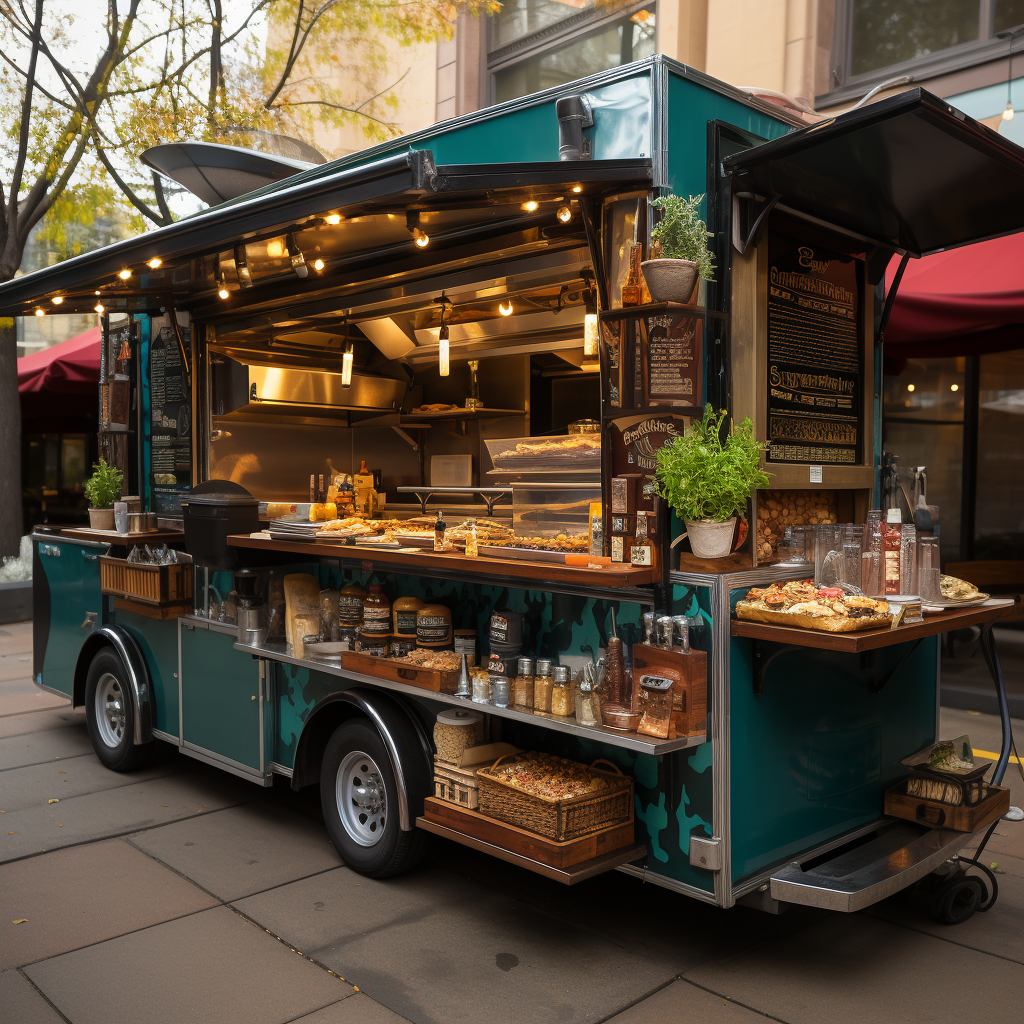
[433,708,484,763]
[416,604,452,649]
[392,596,423,637]
[550,665,573,717]
[491,678,509,707]
[512,656,534,708]
[338,582,367,627]
[637,675,674,738]
[471,670,491,704]
[360,585,391,643]
[533,658,553,712]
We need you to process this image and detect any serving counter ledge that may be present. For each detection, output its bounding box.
[239,638,704,756]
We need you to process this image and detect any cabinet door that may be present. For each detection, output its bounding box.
[36,539,105,695]
[180,624,261,771]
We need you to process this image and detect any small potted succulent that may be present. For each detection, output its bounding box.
[643,193,715,304]
[84,458,123,531]
[656,405,769,560]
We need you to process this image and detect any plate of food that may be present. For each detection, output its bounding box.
[735,579,891,632]
[921,575,990,612]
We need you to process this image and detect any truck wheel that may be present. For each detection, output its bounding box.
[84,648,152,772]
[320,718,428,878]
[932,875,984,924]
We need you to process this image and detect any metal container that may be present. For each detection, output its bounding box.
[128,511,158,533]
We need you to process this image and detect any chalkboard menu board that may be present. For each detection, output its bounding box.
[149,315,191,514]
[766,232,862,464]
[642,311,703,409]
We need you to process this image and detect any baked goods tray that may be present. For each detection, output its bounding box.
[735,600,891,633]
[478,544,567,563]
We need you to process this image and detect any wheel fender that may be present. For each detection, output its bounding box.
[291,687,432,832]
[74,626,154,746]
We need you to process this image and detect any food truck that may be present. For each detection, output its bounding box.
[7,56,1021,922]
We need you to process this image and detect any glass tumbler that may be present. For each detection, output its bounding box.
[918,535,942,604]
[842,526,864,588]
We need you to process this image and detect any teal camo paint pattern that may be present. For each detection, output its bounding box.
[727,584,938,882]
[111,609,179,735]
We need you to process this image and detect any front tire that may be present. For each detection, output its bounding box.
[320,718,428,878]
[84,648,152,772]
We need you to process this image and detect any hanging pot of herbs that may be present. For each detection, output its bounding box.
[642,194,716,305]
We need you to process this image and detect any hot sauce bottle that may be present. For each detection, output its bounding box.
[434,509,447,552]
[884,508,902,595]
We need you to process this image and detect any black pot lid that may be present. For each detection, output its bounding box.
[183,479,258,506]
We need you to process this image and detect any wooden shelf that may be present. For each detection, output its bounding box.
[228,533,657,599]
[730,603,1014,653]
[401,408,523,423]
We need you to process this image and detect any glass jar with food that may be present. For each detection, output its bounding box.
[338,581,368,627]
[550,665,573,717]
[392,596,423,637]
[417,604,452,649]
[533,657,553,712]
[512,656,534,708]
[360,585,391,644]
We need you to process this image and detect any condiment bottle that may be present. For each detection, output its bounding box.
[884,508,902,595]
[338,581,368,627]
[550,665,572,717]
[464,519,479,558]
[360,586,391,642]
[416,604,453,649]
[434,509,447,552]
[392,596,423,637]
[513,656,534,708]
[533,658,553,712]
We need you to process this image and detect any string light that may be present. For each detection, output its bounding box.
[907,384,915,392]
[313,258,325,273]
[407,211,430,248]
[499,300,514,316]
[286,233,308,278]
[51,295,63,305]
[951,383,960,392]
[556,205,572,223]
[325,213,341,225]
[118,268,132,281]
[414,231,430,248]
[572,185,582,193]
[147,257,162,269]
[94,303,105,314]
[521,200,539,212]
[34,308,44,317]
[342,342,354,388]
[266,239,284,258]
[217,277,230,300]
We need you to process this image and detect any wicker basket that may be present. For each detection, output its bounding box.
[476,753,633,841]
[100,556,192,606]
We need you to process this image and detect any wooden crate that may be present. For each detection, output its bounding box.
[100,556,192,606]
[885,780,1010,832]
[422,797,637,869]
[434,761,482,810]
[631,643,707,737]
[339,650,460,693]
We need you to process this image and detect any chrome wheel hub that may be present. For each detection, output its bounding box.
[336,750,387,846]
[95,672,126,748]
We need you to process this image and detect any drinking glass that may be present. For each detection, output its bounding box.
[842,525,864,589]
[900,525,917,595]
[815,524,842,584]
[918,535,942,604]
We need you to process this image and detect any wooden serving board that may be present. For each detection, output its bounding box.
[422,797,637,868]
[885,782,1010,833]
[735,600,891,632]
[339,650,461,693]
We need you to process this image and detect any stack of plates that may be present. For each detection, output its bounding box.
[267,520,323,542]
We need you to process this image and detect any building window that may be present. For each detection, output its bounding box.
[827,0,1024,102]
[488,1,656,105]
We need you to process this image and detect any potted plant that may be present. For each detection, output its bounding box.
[84,458,123,531]
[643,193,715,304]
[656,405,769,560]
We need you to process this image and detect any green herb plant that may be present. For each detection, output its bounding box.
[84,458,123,510]
[656,405,769,523]
[650,193,715,281]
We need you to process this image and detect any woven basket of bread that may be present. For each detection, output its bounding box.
[476,752,632,841]
[735,600,891,633]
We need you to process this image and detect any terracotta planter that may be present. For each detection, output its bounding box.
[683,517,737,560]
[641,259,699,304]
[88,507,115,531]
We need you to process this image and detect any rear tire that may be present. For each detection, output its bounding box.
[932,875,984,924]
[84,648,152,772]
[320,718,428,878]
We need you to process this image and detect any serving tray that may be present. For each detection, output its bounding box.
[735,600,891,633]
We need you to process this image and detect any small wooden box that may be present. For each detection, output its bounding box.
[100,556,192,606]
[434,761,483,810]
[339,650,460,693]
[885,780,1010,832]
[631,643,708,737]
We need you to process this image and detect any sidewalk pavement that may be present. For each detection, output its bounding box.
[2,618,1024,1024]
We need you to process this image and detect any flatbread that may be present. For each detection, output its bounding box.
[736,600,891,632]
[940,574,981,601]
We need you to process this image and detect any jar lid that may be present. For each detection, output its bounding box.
[552,665,569,682]
[535,658,552,675]
[435,708,483,727]
[517,656,534,673]
[393,596,424,610]
[886,508,902,523]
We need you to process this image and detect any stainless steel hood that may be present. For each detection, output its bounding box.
[246,364,405,412]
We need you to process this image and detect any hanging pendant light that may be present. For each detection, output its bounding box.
[436,293,451,376]
[583,276,599,356]
[342,342,354,388]
[998,27,1024,121]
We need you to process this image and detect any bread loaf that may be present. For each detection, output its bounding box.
[284,573,320,647]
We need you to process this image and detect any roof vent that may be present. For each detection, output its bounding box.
[556,94,594,161]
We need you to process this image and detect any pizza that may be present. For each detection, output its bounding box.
[940,574,982,601]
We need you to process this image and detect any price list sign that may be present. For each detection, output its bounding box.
[766,233,862,464]
[641,311,703,409]
[149,317,192,514]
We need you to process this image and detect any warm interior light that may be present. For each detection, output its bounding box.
[341,342,354,388]
[234,244,252,288]
[94,290,101,296]
[499,300,514,317]
[118,268,132,281]
[217,280,230,300]
[584,312,599,356]
[906,383,915,392]
[951,383,960,392]
[147,257,162,269]
[313,258,325,273]
[439,323,450,377]
[521,200,539,212]
[51,295,63,305]
[287,234,308,278]
[414,229,430,248]
[572,185,582,193]
[1005,101,1015,121]
[94,303,105,314]
[556,205,572,223]
[325,213,341,225]
[34,308,44,317]
[266,239,284,258]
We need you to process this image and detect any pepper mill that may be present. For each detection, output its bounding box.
[672,615,690,653]
[657,615,674,649]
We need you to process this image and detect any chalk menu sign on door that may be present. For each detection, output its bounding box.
[766,232,862,464]
[149,315,191,514]
[642,311,703,409]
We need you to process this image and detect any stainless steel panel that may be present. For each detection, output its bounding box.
[770,822,971,913]
[247,364,405,411]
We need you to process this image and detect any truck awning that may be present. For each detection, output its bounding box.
[0,151,652,319]
[723,88,1024,258]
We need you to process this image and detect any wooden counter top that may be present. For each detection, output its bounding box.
[58,527,185,544]
[730,602,1014,653]
[227,533,657,597]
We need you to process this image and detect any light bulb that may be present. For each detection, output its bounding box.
[34,308,44,317]
[556,205,572,223]
[217,283,229,299]
[313,258,325,273]
[118,268,132,281]
[341,343,354,387]
[52,295,63,305]
[325,213,341,225]
[572,185,582,193]
[951,383,960,392]
[584,313,599,356]
[94,303,105,314]
[906,384,915,392]
[1005,102,1015,121]
[499,300,514,317]
[147,257,162,269]
[521,200,539,212]
[439,324,450,377]
[414,230,430,248]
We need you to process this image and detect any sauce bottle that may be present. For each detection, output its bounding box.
[434,509,447,552]
[884,508,902,596]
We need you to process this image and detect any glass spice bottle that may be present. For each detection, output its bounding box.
[512,656,534,708]
[533,658,553,712]
[883,508,902,595]
[550,665,572,717]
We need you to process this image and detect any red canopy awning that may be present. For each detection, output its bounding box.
[17,326,101,394]
[885,234,1024,357]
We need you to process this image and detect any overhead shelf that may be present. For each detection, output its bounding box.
[401,407,523,423]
